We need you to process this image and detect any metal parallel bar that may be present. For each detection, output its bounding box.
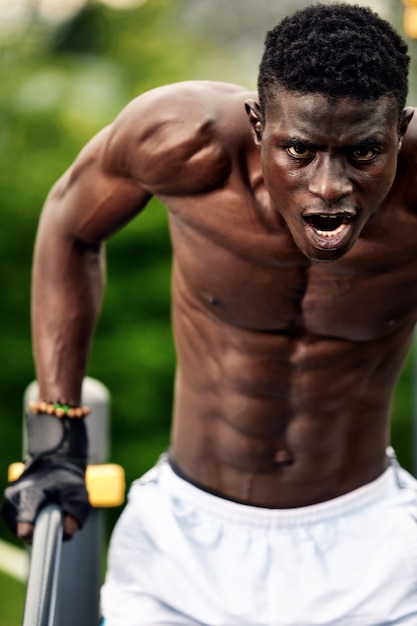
[22,504,63,626]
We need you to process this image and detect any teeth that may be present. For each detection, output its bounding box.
[315,223,345,237]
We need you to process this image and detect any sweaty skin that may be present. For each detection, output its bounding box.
[27,81,417,536]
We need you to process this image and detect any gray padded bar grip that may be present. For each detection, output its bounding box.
[22,504,63,626]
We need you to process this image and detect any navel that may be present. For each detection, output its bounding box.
[274,448,294,466]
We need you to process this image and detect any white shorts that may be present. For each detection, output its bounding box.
[101,449,417,626]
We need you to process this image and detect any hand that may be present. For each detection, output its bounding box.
[1,410,90,541]
[1,461,90,542]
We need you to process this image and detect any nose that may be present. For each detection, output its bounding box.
[308,155,353,203]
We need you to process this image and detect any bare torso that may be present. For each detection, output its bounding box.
[36,81,417,509]
[168,190,417,506]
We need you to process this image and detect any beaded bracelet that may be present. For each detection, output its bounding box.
[28,400,91,419]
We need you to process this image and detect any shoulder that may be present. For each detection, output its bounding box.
[400,108,417,163]
[102,81,256,195]
[396,108,417,202]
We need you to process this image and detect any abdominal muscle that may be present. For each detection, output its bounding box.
[169,297,411,508]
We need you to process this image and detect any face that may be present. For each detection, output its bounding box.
[246,88,412,262]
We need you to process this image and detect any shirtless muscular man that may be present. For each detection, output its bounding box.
[3,4,417,625]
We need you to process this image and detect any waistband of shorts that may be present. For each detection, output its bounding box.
[154,451,401,527]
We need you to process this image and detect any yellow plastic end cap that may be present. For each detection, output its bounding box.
[8,462,24,483]
[86,463,125,507]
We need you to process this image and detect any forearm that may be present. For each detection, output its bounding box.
[1,222,98,538]
[31,111,153,403]
[32,210,105,406]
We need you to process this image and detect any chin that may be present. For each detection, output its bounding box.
[297,237,356,263]
[306,248,350,263]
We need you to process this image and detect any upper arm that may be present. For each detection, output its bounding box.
[39,81,244,245]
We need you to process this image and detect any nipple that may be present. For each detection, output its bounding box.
[201,292,221,307]
[274,449,294,466]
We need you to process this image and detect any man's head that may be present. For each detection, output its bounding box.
[247,3,413,263]
[258,3,410,119]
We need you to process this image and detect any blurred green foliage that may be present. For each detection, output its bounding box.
[0,571,25,625]
[0,3,415,623]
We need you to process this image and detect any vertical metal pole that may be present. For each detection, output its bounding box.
[23,504,63,626]
[24,377,110,626]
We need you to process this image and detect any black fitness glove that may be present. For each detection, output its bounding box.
[1,410,91,537]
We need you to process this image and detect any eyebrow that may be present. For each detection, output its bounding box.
[351,135,387,147]
[282,134,386,149]
[283,137,318,148]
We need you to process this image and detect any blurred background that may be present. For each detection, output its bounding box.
[0,0,416,623]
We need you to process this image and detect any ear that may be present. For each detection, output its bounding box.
[245,99,264,148]
[398,106,414,150]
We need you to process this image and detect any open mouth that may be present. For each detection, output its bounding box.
[302,211,356,250]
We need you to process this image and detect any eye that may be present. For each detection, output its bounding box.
[350,146,378,161]
[286,144,315,159]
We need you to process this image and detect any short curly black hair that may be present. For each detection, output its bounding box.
[258,3,410,116]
